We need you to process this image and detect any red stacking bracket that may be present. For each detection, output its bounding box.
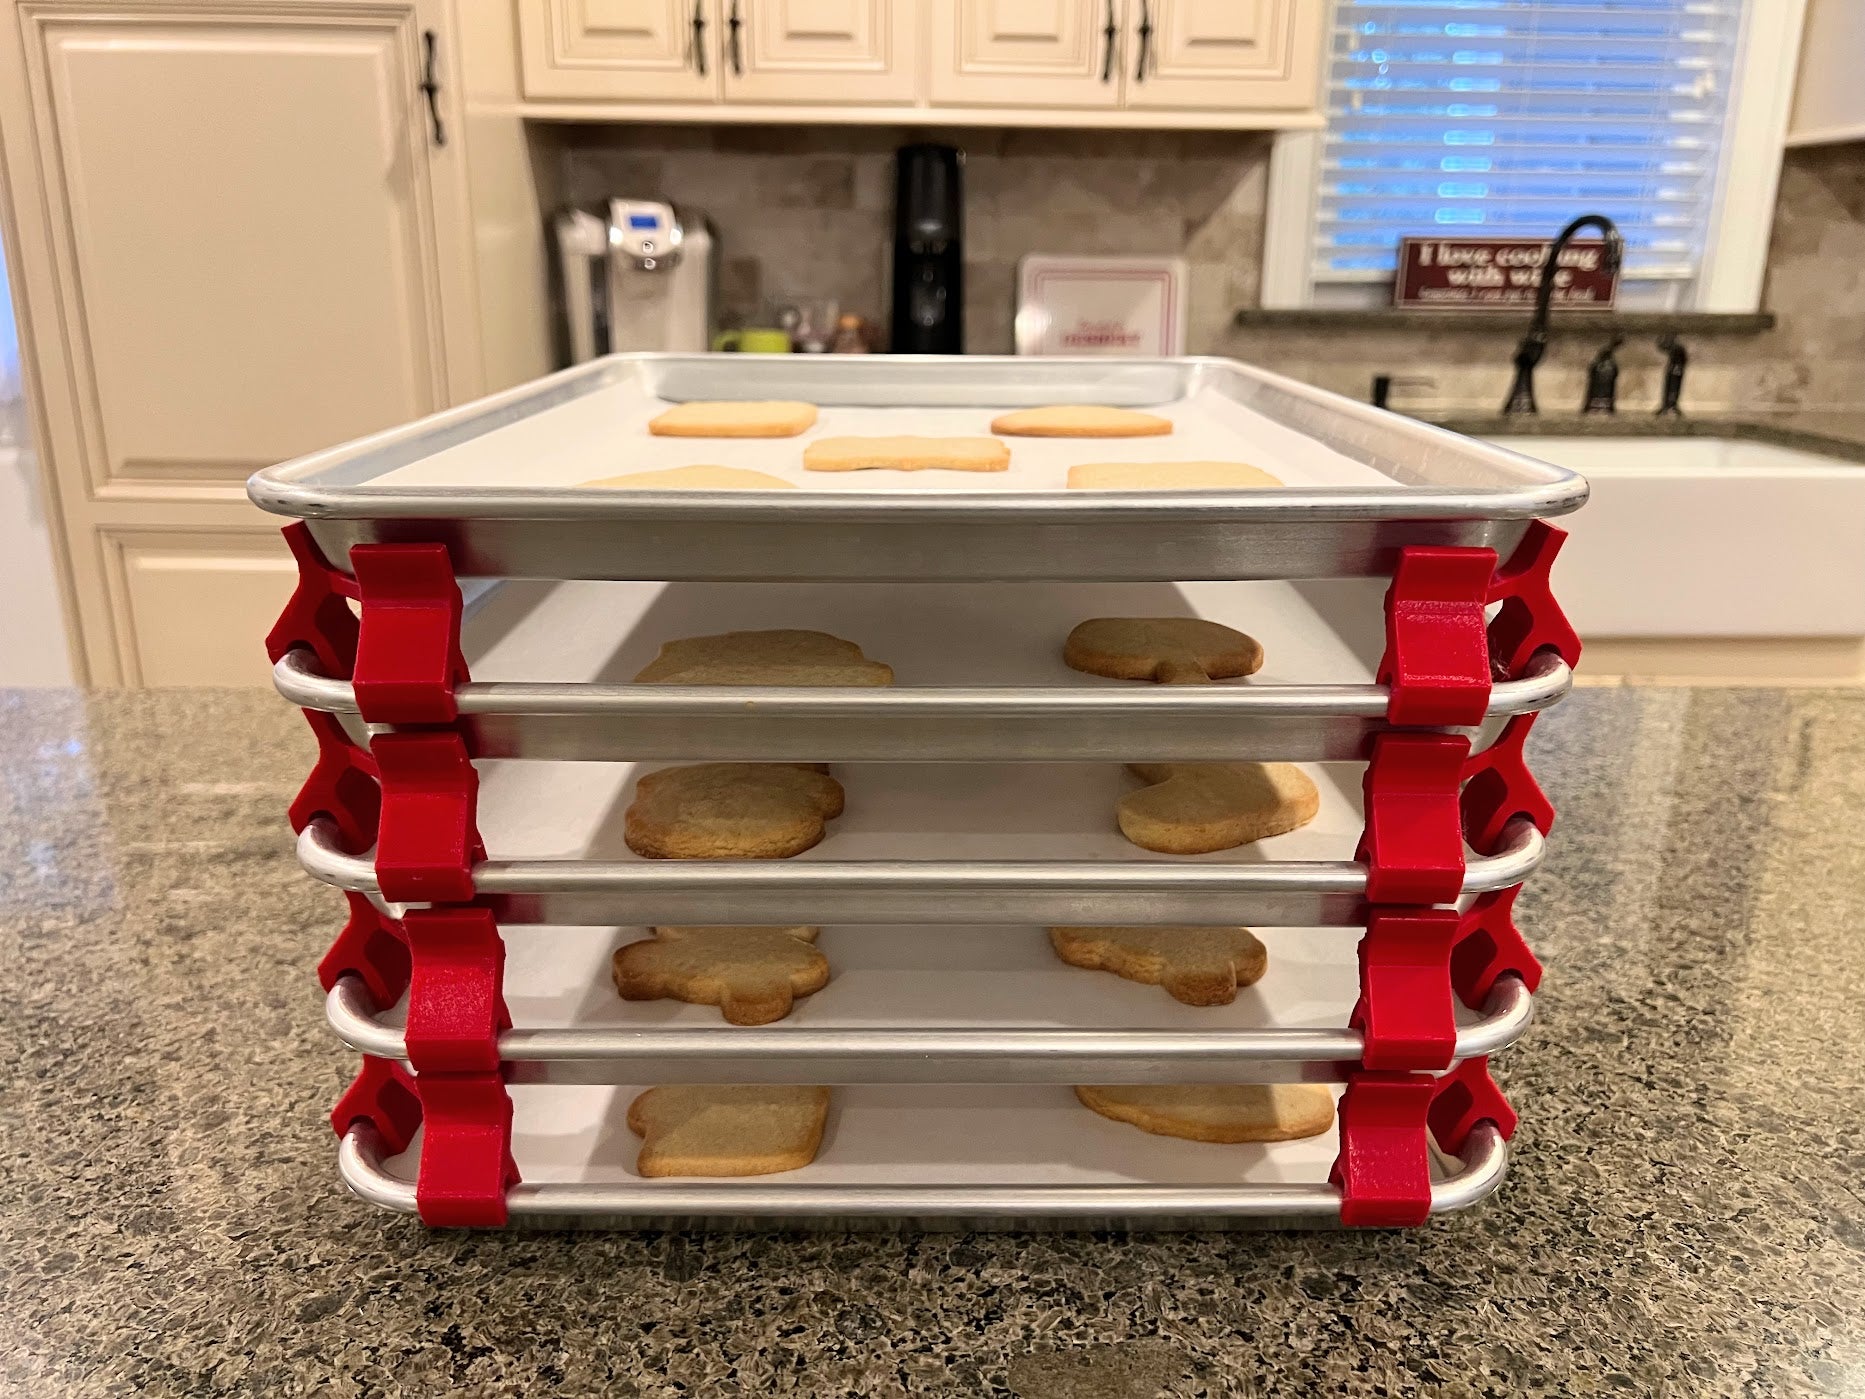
[1357,732,1469,904]
[1380,520,1581,727]
[1351,909,1460,1071]
[414,1073,519,1228]
[329,1057,518,1228]
[1380,546,1496,726]
[348,543,467,725]
[267,523,360,679]
[1451,885,1544,1008]
[318,891,411,1009]
[264,523,468,725]
[1486,519,1582,678]
[1461,712,1556,855]
[331,1055,424,1157]
[288,712,483,903]
[402,907,510,1074]
[1330,1057,1517,1227]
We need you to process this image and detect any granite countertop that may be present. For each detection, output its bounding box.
[5,687,1865,1396]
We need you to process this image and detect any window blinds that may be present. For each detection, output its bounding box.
[1316,0,1744,283]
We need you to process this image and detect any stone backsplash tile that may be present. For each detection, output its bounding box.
[553,124,1865,413]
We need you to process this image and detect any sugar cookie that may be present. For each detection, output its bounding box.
[1047,925,1267,1006]
[624,763,845,860]
[1064,617,1264,684]
[990,406,1172,438]
[579,465,795,490]
[614,926,828,1025]
[802,436,1010,473]
[647,401,818,437]
[627,1085,831,1177]
[635,630,893,686]
[1118,762,1320,855]
[1074,1083,1335,1143]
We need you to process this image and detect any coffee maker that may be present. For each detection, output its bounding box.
[552,199,717,361]
[889,145,964,354]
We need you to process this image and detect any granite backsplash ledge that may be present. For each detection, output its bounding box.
[551,125,1865,417]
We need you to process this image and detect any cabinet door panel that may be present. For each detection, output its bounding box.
[930,0,1122,108]
[1126,0,1321,110]
[725,0,914,105]
[101,529,299,687]
[519,0,718,101]
[29,10,449,491]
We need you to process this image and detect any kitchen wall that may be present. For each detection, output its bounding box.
[554,126,1865,416]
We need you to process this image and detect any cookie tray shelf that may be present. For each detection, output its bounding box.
[271,577,1570,762]
[335,1094,1509,1228]
[323,923,1534,1085]
[246,354,1586,583]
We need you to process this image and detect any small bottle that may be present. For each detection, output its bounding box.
[831,313,871,354]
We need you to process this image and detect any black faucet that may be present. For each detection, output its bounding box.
[1656,334,1687,415]
[1582,334,1623,414]
[1501,213,1626,415]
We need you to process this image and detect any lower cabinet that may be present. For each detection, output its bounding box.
[98,528,299,687]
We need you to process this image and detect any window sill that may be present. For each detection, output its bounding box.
[1231,309,1775,336]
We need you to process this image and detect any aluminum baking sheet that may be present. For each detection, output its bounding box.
[248,355,1586,581]
[324,922,1532,1084]
[274,577,1569,762]
[334,1100,1508,1227]
[297,757,1545,926]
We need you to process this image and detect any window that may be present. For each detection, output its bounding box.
[1262,0,1807,311]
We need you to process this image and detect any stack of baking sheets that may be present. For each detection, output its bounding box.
[253,353,1584,1228]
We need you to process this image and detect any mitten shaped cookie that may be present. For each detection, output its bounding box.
[614,925,829,1025]
[1047,925,1267,1006]
[1074,1083,1335,1143]
[1064,617,1264,684]
[635,630,893,686]
[1118,762,1319,855]
[627,1085,832,1177]
[624,763,845,859]
[990,405,1172,437]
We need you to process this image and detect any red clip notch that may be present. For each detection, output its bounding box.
[1351,909,1460,1071]
[331,1055,424,1157]
[1461,713,1555,855]
[267,523,360,679]
[349,543,467,725]
[1451,885,1543,1008]
[1358,732,1469,905]
[1487,520,1581,677]
[318,891,411,1008]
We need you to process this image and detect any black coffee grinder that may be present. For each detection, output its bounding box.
[890,144,964,354]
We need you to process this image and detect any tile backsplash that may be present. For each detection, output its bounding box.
[554,125,1865,415]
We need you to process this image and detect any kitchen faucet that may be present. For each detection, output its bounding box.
[1501,213,1626,415]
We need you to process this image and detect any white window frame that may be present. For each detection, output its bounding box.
[1261,0,1809,313]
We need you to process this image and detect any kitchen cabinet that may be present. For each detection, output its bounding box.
[514,0,1323,126]
[928,0,1123,109]
[725,0,917,105]
[1787,0,1865,146]
[0,0,487,685]
[1124,0,1325,112]
[518,0,717,103]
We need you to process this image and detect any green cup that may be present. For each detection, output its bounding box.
[712,328,792,353]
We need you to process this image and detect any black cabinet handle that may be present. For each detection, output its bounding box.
[1101,0,1118,81]
[728,0,743,75]
[1134,0,1153,82]
[691,0,707,76]
[419,29,445,146]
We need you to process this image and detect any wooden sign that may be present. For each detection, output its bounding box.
[1394,236,1618,311]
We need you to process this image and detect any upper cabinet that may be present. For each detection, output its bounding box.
[515,0,1323,126]
[1788,0,1865,147]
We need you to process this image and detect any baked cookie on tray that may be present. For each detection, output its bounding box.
[613,925,829,1025]
[647,401,818,437]
[627,1085,832,1177]
[803,436,1010,473]
[1074,1083,1335,1143]
[990,406,1172,438]
[1117,762,1320,855]
[579,465,795,490]
[1064,617,1264,684]
[1047,925,1268,1007]
[634,629,893,686]
[623,763,845,859]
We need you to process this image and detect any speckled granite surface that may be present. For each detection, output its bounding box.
[3,687,1864,1396]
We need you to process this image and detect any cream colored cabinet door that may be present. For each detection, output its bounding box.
[519,0,720,101]
[720,0,916,105]
[1124,0,1323,111]
[0,2,476,684]
[929,0,1124,108]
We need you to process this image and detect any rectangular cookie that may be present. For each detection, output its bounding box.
[649,400,818,438]
[803,436,1010,473]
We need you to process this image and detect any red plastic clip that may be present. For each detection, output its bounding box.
[1357,732,1469,904]
[1330,1058,1516,1227]
[1380,547,1497,726]
[415,1072,518,1228]
[290,710,382,853]
[331,1055,424,1157]
[267,523,360,678]
[1460,713,1555,854]
[402,907,510,1074]
[318,891,411,1008]
[1350,909,1460,1071]
[288,716,482,903]
[370,732,483,903]
[349,543,467,725]
[1487,520,1581,678]
[1451,885,1543,1008]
